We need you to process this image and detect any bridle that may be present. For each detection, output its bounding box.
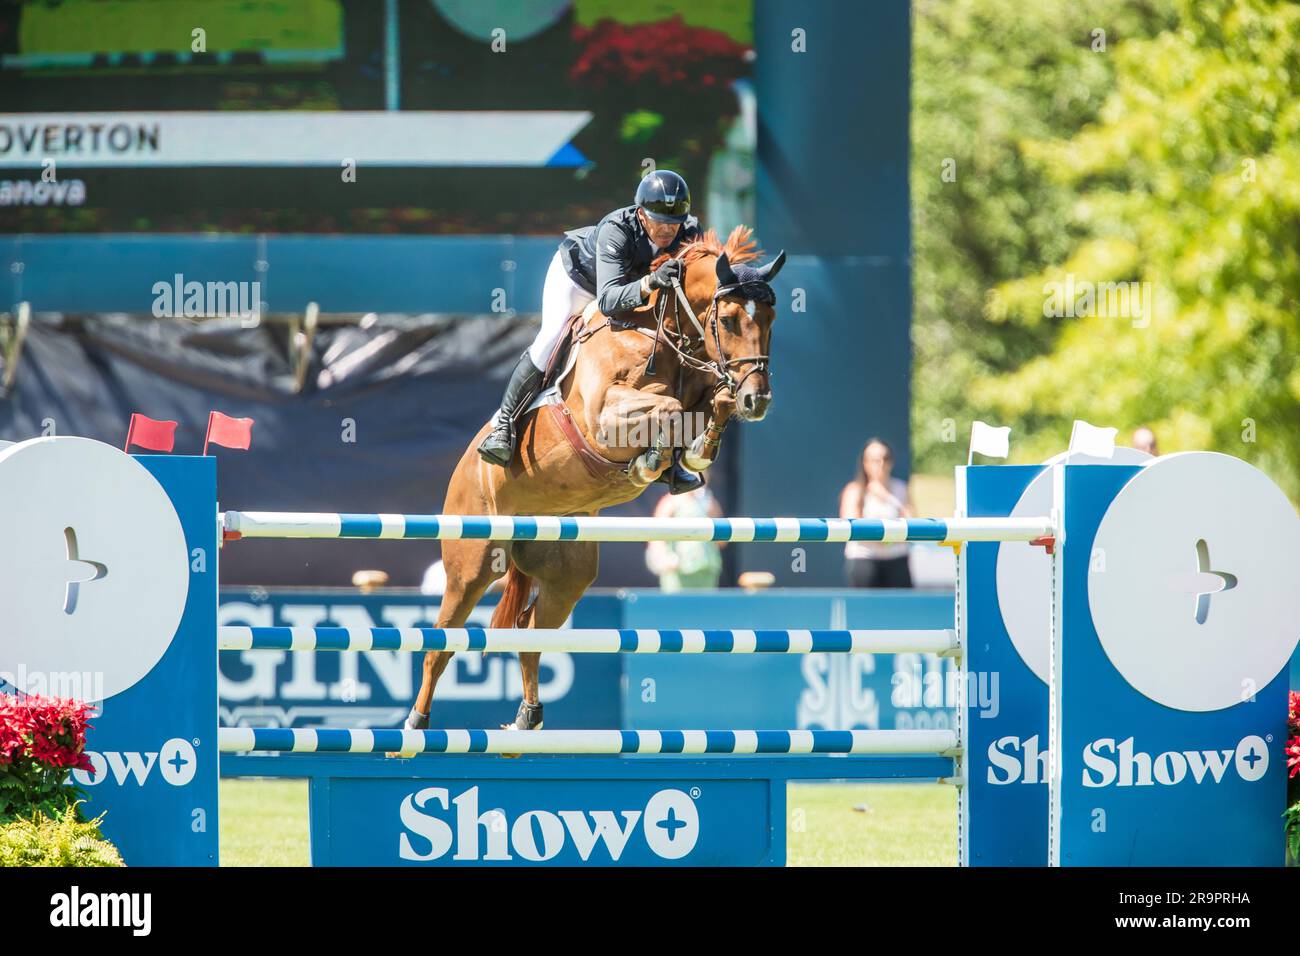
[639,266,771,398]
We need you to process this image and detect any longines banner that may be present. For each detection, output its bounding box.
[0,112,593,168]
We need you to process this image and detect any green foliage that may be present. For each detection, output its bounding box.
[0,802,123,867]
[620,110,665,144]
[916,0,1300,495]
[574,0,753,44]
[975,0,1300,494]
[0,761,86,825]
[911,0,1172,469]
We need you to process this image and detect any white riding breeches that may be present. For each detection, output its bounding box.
[528,250,596,370]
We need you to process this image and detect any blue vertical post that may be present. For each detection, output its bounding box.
[384,0,400,111]
[743,0,912,585]
[81,455,219,865]
[959,465,1050,865]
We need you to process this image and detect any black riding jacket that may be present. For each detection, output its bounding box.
[559,205,703,316]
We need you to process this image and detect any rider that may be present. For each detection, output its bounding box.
[476,169,705,493]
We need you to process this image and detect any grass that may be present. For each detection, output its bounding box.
[219,778,310,867]
[787,783,956,866]
[219,778,955,867]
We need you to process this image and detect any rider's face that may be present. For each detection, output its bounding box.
[638,209,682,249]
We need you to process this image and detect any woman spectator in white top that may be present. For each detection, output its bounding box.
[839,438,914,588]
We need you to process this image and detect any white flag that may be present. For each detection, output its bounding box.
[969,421,1011,462]
[1068,420,1118,459]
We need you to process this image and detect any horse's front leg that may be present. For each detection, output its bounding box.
[593,384,684,487]
[682,387,736,473]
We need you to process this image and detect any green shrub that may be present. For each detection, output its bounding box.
[0,802,122,867]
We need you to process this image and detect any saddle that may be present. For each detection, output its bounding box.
[519,303,630,482]
[542,305,593,391]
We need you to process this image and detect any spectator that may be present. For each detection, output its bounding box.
[645,485,724,591]
[839,438,914,588]
[1132,426,1159,456]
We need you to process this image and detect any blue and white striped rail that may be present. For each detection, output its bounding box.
[217,626,960,655]
[221,511,1054,544]
[217,727,959,756]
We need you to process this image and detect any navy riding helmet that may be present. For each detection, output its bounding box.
[635,170,691,224]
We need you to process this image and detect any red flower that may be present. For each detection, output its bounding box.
[0,694,95,773]
[570,16,751,93]
[1288,691,1300,780]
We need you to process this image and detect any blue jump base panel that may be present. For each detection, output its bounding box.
[220,753,957,867]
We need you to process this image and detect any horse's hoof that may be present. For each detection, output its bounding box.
[498,722,522,759]
[387,708,428,757]
[498,705,543,758]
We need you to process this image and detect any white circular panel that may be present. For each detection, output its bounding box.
[995,447,1152,684]
[1088,452,1300,712]
[432,0,572,42]
[0,437,189,701]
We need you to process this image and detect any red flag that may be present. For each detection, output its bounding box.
[204,411,255,455]
[124,413,177,453]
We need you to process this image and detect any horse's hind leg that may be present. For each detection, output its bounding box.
[506,538,599,730]
[406,537,504,728]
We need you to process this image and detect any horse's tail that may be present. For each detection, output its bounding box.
[490,564,535,629]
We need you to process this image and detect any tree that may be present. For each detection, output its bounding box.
[912,0,1174,470]
[979,0,1300,495]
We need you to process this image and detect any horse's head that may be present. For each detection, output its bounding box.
[670,227,787,423]
[708,249,785,421]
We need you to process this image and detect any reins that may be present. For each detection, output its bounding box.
[635,263,771,398]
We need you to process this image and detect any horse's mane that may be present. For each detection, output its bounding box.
[651,225,761,270]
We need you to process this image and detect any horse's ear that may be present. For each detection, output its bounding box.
[757,250,787,281]
[715,252,739,287]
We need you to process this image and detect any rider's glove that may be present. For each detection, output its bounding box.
[647,259,684,291]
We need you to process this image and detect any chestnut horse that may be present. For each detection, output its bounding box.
[406,226,785,733]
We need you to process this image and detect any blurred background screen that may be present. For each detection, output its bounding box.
[0,0,755,235]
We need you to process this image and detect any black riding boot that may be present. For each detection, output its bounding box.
[656,449,705,494]
[478,352,544,467]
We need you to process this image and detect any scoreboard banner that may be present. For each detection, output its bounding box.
[0,112,593,169]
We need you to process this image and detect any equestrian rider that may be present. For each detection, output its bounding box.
[476,169,705,493]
